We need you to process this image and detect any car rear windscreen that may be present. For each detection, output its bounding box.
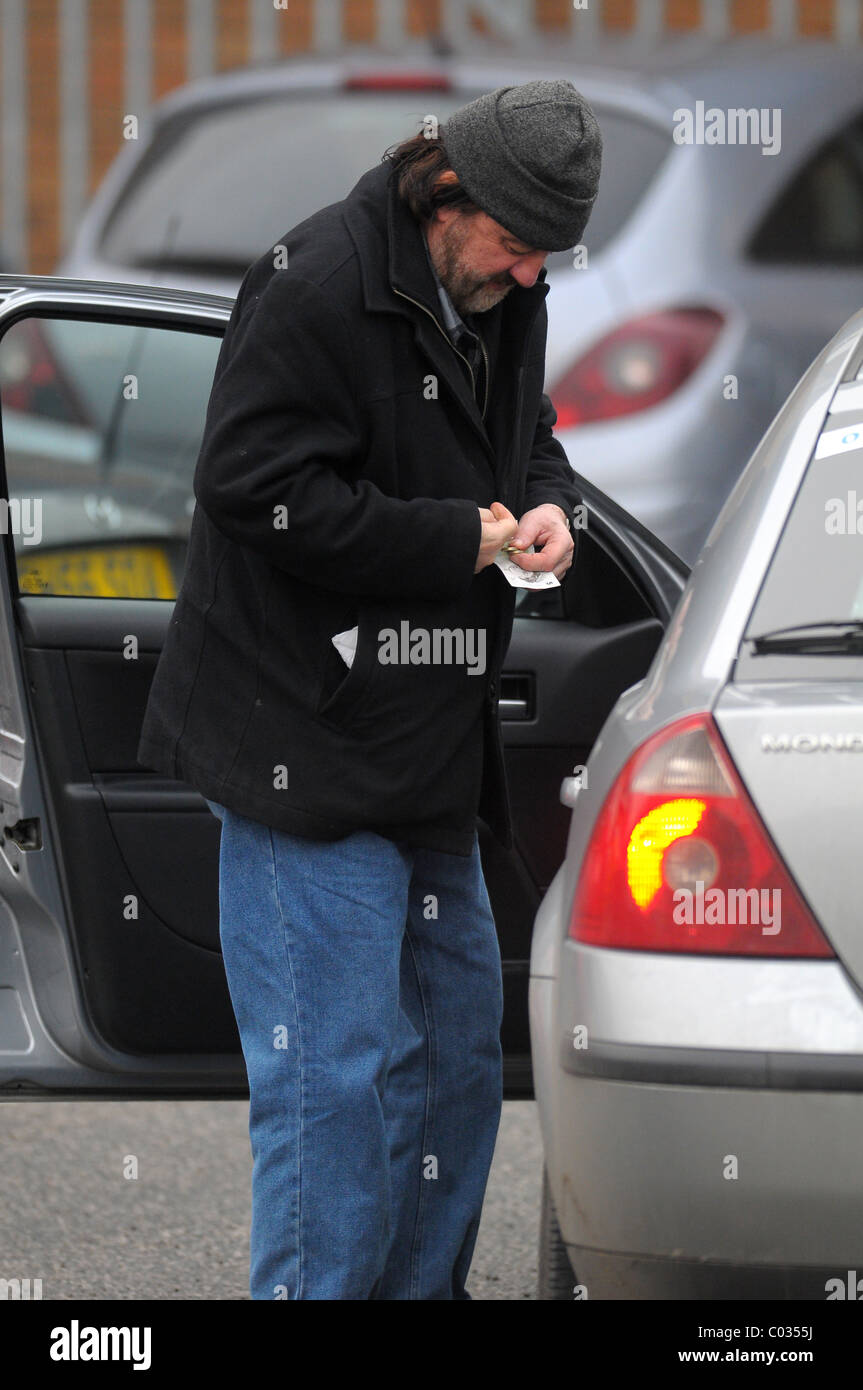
[96,92,671,278]
[734,415,863,678]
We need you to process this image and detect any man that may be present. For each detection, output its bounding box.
[137,79,602,1300]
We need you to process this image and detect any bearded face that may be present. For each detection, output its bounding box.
[428,212,521,316]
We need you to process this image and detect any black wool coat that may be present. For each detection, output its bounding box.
[137,159,582,855]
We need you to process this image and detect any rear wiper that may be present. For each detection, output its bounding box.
[130,253,249,279]
[749,620,863,655]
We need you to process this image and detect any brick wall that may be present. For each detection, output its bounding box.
[1,0,854,273]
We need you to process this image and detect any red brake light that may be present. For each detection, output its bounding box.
[343,73,451,91]
[0,318,90,425]
[549,307,724,428]
[569,714,834,958]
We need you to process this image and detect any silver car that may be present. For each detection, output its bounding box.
[531,300,863,1300]
[58,40,863,564]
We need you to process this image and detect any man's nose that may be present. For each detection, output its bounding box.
[510,252,548,288]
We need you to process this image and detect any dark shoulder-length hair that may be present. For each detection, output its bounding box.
[381,131,480,222]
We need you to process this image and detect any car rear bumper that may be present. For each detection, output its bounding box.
[548,1068,863,1282]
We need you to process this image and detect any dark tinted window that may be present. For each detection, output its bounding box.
[749,111,863,266]
[98,92,671,276]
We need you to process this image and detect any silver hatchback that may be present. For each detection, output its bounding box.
[531,301,863,1300]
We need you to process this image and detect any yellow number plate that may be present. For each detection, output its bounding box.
[17,544,176,598]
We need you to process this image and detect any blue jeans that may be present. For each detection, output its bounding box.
[205,799,504,1300]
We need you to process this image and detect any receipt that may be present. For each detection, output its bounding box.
[494,546,560,590]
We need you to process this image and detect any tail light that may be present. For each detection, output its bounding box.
[549,307,724,428]
[569,713,833,958]
[0,318,90,425]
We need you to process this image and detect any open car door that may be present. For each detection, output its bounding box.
[0,276,687,1099]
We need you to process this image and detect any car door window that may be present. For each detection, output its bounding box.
[0,315,221,597]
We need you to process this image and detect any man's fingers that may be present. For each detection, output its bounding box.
[510,539,573,572]
[487,509,518,545]
[476,503,529,574]
[490,519,518,547]
[479,504,516,533]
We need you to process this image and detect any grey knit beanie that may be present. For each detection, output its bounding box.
[441,80,603,252]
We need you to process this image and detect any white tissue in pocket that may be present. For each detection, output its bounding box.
[332,626,359,669]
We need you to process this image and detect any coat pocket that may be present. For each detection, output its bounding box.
[315,603,379,729]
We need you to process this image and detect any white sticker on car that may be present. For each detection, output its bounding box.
[815,426,863,460]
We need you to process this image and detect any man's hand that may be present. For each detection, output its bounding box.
[474,501,518,573]
[507,503,574,581]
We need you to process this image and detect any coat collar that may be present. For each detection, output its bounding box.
[341,160,549,344]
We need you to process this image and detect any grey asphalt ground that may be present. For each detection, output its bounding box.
[0,1099,543,1300]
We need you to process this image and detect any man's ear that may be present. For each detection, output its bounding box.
[428,170,461,208]
[432,169,460,193]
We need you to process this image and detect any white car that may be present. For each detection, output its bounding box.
[58,40,863,563]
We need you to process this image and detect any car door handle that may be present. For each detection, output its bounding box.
[499,697,528,717]
[498,673,533,720]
